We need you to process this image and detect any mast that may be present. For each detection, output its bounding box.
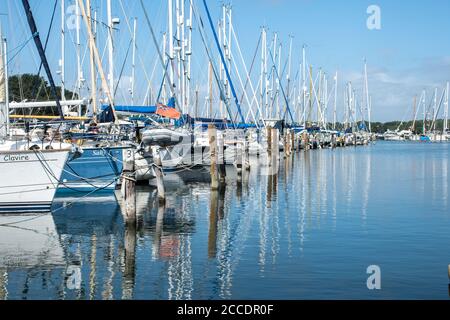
[131,18,137,105]
[308,65,312,126]
[78,0,117,121]
[412,95,417,132]
[302,45,306,127]
[186,1,193,115]
[208,62,213,118]
[276,43,282,119]
[168,0,174,89]
[75,0,82,99]
[60,0,66,102]
[86,0,97,115]
[264,28,268,120]
[445,82,449,133]
[202,0,245,123]
[423,90,427,134]
[433,87,438,132]
[175,0,182,112]
[317,68,322,125]
[107,0,114,96]
[0,26,9,138]
[286,35,293,101]
[22,0,64,119]
[260,27,267,119]
[333,71,337,130]
[269,32,277,119]
[162,32,167,102]
[364,59,371,132]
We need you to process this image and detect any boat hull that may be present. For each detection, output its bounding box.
[58,146,127,193]
[0,149,69,213]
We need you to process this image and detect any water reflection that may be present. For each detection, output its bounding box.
[0,142,449,299]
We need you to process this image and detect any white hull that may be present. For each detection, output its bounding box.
[0,148,69,213]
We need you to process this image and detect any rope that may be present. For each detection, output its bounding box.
[6,32,38,65]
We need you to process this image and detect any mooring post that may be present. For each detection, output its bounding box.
[122,159,136,224]
[303,131,309,151]
[217,130,226,184]
[236,141,243,176]
[283,130,289,158]
[291,130,295,153]
[267,127,272,155]
[244,134,250,171]
[153,148,166,205]
[208,124,219,190]
[272,128,279,160]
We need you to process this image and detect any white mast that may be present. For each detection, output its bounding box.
[162,32,167,102]
[433,87,438,132]
[423,90,427,134]
[260,27,267,119]
[86,0,97,115]
[323,75,328,129]
[131,17,137,105]
[60,0,66,102]
[1,29,9,138]
[302,45,306,127]
[227,5,232,111]
[364,59,371,132]
[175,0,182,112]
[286,35,292,120]
[333,71,338,130]
[75,0,83,99]
[445,82,449,133]
[107,0,114,96]
[186,2,193,114]
[168,0,174,90]
[276,43,281,119]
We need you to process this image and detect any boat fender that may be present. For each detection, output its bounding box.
[29,145,40,150]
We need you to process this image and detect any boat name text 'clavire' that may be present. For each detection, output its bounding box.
[3,154,31,162]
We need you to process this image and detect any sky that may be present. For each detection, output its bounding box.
[1,0,450,122]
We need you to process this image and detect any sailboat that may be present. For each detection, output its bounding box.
[0,21,70,213]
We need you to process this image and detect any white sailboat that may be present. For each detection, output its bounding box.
[0,24,70,213]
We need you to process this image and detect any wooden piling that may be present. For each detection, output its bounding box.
[267,127,272,157]
[122,159,136,224]
[217,130,226,183]
[283,130,289,158]
[153,148,166,205]
[244,136,250,171]
[271,128,279,160]
[291,130,295,153]
[303,131,309,151]
[208,124,219,190]
[236,141,243,176]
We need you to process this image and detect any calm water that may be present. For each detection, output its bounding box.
[0,141,449,300]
